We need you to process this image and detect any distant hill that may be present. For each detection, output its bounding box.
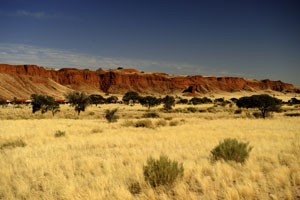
[0,63,298,100]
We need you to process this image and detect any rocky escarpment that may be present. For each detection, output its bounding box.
[0,63,298,99]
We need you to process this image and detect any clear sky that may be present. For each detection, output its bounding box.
[0,0,299,86]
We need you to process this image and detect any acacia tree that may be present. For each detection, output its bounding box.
[139,96,161,110]
[65,92,90,115]
[189,97,202,105]
[31,94,60,115]
[122,91,140,105]
[236,94,281,118]
[163,95,175,110]
[89,94,105,106]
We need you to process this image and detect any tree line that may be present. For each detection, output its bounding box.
[1,91,299,118]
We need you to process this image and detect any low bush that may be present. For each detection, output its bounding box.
[105,108,119,123]
[128,181,141,195]
[164,117,173,121]
[122,119,154,128]
[143,155,184,188]
[0,139,26,150]
[210,138,253,164]
[284,113,300,117]
[186,107,197,113]
[135,119,153,128]
[142,112,160,118]
[252,112,262,118]
[234,109,242,114]
[156,119,167,127]
[88,111,95,116]
[54,130,66,137]
[169,120,179,126]
[91,128,103,134]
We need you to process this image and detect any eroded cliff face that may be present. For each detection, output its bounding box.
[0,63,297,99]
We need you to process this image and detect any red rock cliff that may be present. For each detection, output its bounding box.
[0,64,298,99]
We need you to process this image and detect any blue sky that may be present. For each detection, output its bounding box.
[0,0,299,85]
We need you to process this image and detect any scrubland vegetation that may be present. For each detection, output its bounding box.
[0,94,300,199]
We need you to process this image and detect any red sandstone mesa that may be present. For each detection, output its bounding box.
[0,63,298,99]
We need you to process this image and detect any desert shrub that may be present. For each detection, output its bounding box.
[135,119,153,128]
[128,181,141,195]
[284,113,300,117]
[105,108,119,123]
[234,109,242,114]
[164,117,173,121]
[198,109,206,113]
[169,120,179,126]
[142,112,160,118]
[88,111,95,116]
[187,107,197,113]
[214,98,225,103]
[207,107,217,113]
[0,139,26,150]
[211,138,253,164]
[252,112,262,118]
[288,97,300,105]
[54,130,66,137]
[143,155,184,188]
[91,128,103,134]
[177,98,188,104]
[122,120,136,127]
[156,119,167,127]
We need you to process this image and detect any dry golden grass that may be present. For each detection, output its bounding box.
[0,103,299,199]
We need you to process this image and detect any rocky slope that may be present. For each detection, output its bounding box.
[0,63,298,99]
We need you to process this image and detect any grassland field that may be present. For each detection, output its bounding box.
[0,99,300,200]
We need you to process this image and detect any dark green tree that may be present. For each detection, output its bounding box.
[139,96,161,110]
[106,96,118,103]
[89,94,105,106]
[31,94,60,115]
[177,98,188,104]
[65,92,90,115]
[163,95,175,110]
[122,91,140,105]
[189,97,202,105]
[236,94,282,118]
[288,97,300,105]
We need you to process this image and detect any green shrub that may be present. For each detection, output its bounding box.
[88,111,95,116]
[234,109,242,114]
[0,139,26,149]
[284,113,300,117]
[54,130,66,137]
[211,138,253,164]
[252,112,262,118]
[142,112,160,118]
[164,117,173,121]
[156,119,167,127]
[187,107,197,113]
[143,155,184,188]
[105,108,119,123]
[128,181,141,195]
[122,120,136,127]
[91,128,103,134]
[169,120,179,126]
[135,119,153,128]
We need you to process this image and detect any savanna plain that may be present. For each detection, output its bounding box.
[0,99,300,200]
